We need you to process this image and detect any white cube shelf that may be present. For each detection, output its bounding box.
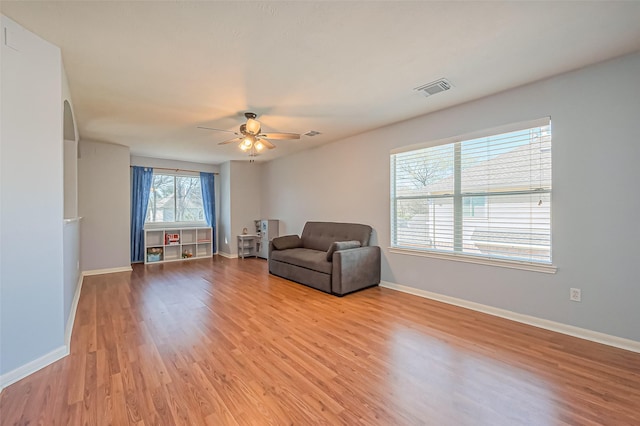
[144,226,213,264]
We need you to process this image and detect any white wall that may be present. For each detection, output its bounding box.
[63,138,78,218]
[1,15,65,377]
[78,140,131,272]
[130,155,219,174]
[217,161,262,256]
[61,62,81,342]
[63,220,80,332]
[218,161,231,254]
[62,65,78,220]
[230,161,262,240]
[261,52,640,342]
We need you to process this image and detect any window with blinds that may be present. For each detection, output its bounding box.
[391,118,552,265]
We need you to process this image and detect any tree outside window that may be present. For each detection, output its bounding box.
[146,175,204,223]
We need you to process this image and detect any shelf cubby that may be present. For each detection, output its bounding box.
[144,226,213,264]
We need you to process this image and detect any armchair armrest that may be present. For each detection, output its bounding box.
[331,246,381,295]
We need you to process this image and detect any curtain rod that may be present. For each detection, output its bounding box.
[130,165,219,175]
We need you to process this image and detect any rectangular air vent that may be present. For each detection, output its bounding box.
[414,78,452,97]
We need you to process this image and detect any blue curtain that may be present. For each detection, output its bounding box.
[131,166,153,262]
[200,172,216,253]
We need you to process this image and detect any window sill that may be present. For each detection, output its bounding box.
[144,221,207,230]
[388,247,557,274]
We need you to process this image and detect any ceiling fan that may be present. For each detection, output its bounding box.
[197,112,300,157]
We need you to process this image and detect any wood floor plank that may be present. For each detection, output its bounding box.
[2,256,640,425]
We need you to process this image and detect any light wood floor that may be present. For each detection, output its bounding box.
[2,257,640,425]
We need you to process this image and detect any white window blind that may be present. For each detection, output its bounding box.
[391,119,552,264]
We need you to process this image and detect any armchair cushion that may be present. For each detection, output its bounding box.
[271,248,332,274]
[326,240,361,261]
[272,234,303,250]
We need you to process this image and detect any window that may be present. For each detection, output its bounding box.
[463,195,487,218]
[391,118,552,266]
[146,174,205,223]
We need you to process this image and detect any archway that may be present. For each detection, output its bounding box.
[63,99,78,218]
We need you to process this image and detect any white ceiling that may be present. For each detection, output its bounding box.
[2,1,640,165]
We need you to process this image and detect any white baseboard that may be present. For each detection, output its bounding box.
[218,252,238,259]
[0,345,68,392]
[380,281,640,354]
[0,268,131,394]
[82,266,133,276]
[65,274,84,347]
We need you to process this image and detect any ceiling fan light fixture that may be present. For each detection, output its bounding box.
[243,136,254,147]
[201,111,301,158]
[246,118,261,135]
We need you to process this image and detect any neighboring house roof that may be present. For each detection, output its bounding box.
[396,138,551,196]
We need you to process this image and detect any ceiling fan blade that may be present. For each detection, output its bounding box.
[260,132,301,140]
[218,137,242,145]
[260,139,276,149]
[197,126,238,134]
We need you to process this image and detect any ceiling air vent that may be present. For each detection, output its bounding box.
[304,130,321,137]
[414,78,452,97]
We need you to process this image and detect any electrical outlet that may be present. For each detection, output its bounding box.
[570,288,581,302]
